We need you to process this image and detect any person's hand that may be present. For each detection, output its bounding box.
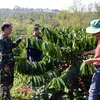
[19,35,26,39]
[81,52,88,56]
[26,60,30,62]
[84,59,93,65]
[4,66,10,73]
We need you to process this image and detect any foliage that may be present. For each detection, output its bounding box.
[0,5,99,99]
[0,6,100,30]
[9,26,97,99]
[10,72,34,100]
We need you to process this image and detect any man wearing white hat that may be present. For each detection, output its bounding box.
[82,19,100,100]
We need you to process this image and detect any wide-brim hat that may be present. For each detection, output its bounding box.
[86,19,100,34]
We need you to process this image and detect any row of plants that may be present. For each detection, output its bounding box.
[11,26,97,99]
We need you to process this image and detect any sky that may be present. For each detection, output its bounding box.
[0,0,100,10]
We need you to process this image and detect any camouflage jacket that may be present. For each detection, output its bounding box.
[0,34,22,69]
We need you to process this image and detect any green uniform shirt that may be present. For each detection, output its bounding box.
[0,34,22,69]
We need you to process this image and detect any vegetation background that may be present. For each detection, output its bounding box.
[0,0,100,100]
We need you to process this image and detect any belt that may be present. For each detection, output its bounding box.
[94,65,100,68]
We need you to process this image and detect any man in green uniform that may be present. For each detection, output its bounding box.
[0,22,26,100]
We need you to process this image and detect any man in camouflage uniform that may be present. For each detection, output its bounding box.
[0,22,26,100]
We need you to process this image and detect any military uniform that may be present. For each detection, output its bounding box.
[0,34,22,100]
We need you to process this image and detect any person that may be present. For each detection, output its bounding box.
[82,19,100,100]
[0,22,26,100]
[26,24,42,62]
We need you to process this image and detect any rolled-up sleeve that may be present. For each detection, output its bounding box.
[12,38,22,48]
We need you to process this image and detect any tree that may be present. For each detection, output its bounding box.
[95,1,100,13]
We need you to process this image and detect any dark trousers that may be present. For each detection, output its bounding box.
[88,65,100,100]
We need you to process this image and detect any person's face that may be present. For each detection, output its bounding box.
[93,32,100,40]
[34,30,40,36]
[5,26,12,35]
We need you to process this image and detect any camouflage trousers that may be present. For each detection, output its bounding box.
[0,68,14,100]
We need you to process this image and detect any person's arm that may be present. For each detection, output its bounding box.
[82,49,95,56]
[12,35,26,48]
[85,58,100,65]
[26,45,29,61]
[0,39,4,67]
[0,39,10,73]
[26,38,30,61]
[85,46,100,65]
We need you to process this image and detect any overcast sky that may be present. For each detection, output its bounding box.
[0,0,99,10]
